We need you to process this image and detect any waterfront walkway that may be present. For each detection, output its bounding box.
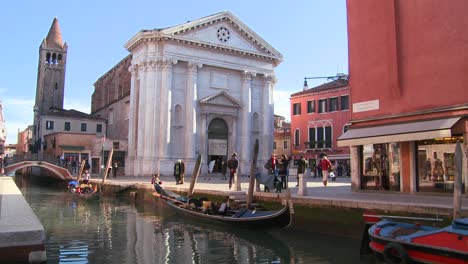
[100,174,468,217]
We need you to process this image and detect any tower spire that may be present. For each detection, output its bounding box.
[45,17,64,49]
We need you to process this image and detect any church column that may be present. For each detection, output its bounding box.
[143,61,157,158]
[159,59,177,159]
[127,64,139,159]
[200,113,208,173]
[240,71,253,170]
[261,75,274,161]
[136,62,148,159]
[185,62,202,160]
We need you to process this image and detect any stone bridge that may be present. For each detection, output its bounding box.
[4,160,74,181]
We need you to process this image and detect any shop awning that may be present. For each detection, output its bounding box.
[337,117,461,147]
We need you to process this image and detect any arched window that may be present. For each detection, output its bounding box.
[46,53,51,64]
[57,54,62,63]
[294,129,300,147]
[52,53,57,64]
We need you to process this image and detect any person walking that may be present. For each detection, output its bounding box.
[227,153,239,189]
[112,162,118,178]
[296,155,308,187]
[173,159,185,184]
[319,154,333,186]
[71,158,77,173]
[279,154,289,189]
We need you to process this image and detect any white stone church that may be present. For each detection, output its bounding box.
[121,11,283,176]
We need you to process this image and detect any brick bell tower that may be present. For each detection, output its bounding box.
[34,17,68,119]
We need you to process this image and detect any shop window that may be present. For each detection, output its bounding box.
[318,99,327,113]
[293,103,301,115]
[307,100,315,113]
[361,143,400,191]
[416,136,464,193]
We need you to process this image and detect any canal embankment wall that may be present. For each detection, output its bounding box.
[0,177,47,263]
[97,175,468,238]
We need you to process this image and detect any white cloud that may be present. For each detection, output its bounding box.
[64,99,91,114]
[273,90,291,121]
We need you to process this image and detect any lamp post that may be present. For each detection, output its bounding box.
[303,74,349,90]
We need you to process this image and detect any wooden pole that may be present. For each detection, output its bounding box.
[453,141,463,219]
[76,160,86,181]
[247,139,259,209]
[187,154,202,200]
[101,148,114,186]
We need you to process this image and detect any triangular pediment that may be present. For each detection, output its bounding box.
[160,11,283,61]
[199,91,241,108]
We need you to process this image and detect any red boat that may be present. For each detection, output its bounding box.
[366,215,468,264]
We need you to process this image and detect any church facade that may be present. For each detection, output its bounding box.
[123,11,283,176]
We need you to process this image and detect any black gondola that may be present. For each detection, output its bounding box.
[153,182,292,229]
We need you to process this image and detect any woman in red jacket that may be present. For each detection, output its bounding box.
[319,155,332,186]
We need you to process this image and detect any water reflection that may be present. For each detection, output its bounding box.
[14,175,373,264]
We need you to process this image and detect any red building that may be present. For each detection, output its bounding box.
[290,76,351,176]
[339,0,468,193]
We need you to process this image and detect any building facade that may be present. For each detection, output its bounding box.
[123,11,283,177]
[340,0,468,193]
[290,77,351,175]
[273,115,291,158]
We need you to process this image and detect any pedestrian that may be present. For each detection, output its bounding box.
[82,170,91,184]
[337,161,343,177]
[227,152,239,189]
[71,158,77,173]
[319,154,332,186]
[221,159,227,180]
[296,155,308,186]
[173,159,185,184]
[180,160,185,184]
[279,154,289,189]
[112,161,118,178]
[263,153,279,192]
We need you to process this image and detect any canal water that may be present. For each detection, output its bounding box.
[15,175,376,264]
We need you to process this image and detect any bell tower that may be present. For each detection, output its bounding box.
[34,17,68,118]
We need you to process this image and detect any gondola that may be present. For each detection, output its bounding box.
[366,214,468,264]
[153,181,292,228]
[67,181,99,198]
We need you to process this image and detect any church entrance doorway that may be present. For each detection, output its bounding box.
[207,118,228,174]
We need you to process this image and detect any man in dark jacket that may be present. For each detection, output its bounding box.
[296,156,308,187]
[227,153,239,189]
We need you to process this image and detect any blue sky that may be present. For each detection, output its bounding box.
[0,0,348,144]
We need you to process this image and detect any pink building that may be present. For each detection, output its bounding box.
[290,76,351,176]
[339,0,468,193]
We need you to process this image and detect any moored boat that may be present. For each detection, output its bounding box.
[153,182,292,228]
[367,216,468,264]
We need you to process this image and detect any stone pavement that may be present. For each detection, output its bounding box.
[101,173,468,216]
